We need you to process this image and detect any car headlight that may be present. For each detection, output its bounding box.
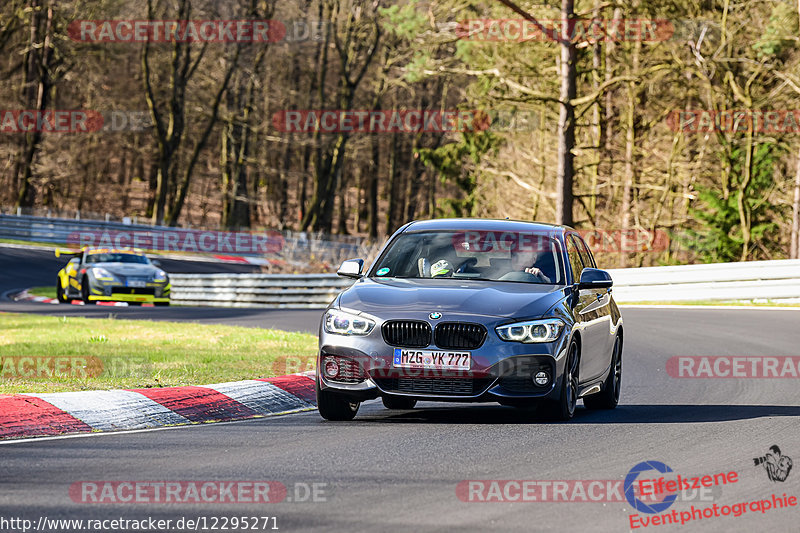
[92,267,116,281]
[324,310,375,336]
[152,270,168,282]
[496,318,564,343]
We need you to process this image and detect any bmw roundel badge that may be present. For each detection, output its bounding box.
[429,312,442,320]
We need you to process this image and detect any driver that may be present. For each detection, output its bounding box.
[430,259,452,278]
[510,250,551,283]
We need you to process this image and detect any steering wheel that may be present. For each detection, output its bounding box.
[499,271,546,283]
[455,257,479,274]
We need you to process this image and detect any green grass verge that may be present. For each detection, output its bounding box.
[26,286,57,299]
[0,238,63,248]
[0,312,317,394]
[618,300,800,307]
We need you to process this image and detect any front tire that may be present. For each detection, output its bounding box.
[316,380,360,421]
[584,336,622,410]
[550,340,579,421]
[382,396,416,410]
[56,279,68,303]
[80,277,96,305]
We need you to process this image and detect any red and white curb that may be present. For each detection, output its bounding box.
[0,373,316,440]
[212,254,280,266]
[13,290,147,307]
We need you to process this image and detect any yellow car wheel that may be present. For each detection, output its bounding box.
[56,278,68,303]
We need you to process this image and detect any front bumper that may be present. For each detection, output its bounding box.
[86,294,170,303]
[317,316,570,403]
[87,281,170,303]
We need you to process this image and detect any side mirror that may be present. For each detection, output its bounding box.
[151,259,162,268]
[337,258,364,279]
[577,268,613,290]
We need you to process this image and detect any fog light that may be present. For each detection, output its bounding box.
[324,358,340,378]
[533,371,549,386]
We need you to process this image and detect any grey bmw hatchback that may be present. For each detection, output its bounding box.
[316,218,623,421]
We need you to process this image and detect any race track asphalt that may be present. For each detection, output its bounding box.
[1,246,800,531]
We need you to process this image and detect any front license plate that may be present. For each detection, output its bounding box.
[393,349,471,370]
[126,280,146,287]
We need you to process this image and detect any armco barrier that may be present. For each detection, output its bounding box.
[169,273,355,308]
[169,259,800,309]
[0,212,364,261]
[606,259,800,302]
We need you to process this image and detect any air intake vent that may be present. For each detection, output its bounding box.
[382,320,431,348]
[375,377,492,396]
[434,322,487,350]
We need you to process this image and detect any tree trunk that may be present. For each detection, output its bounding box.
[368,135,380,241]
[619,34,640,266]
[555,0,576,227]
[737,114,754,261]
[588,0,603,223]
[791,1,800,259]
[336,179,348,234]
[386,130,399,234]
[15,0,53,208]
[300,1,332,231]
[792,147,800,259]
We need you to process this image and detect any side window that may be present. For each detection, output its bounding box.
[573,235,596,269]
[566,237,584,282]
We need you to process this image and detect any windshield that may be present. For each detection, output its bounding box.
[86,253,150,264]
[371,230,564,284]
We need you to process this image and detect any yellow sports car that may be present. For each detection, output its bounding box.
[55,248,170,306]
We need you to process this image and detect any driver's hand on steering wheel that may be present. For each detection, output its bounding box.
[524,267,551,283]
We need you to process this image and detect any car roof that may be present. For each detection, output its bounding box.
[401,218,573,235]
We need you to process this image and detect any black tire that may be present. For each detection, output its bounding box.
[155,302,170,307]
[549,339,579,421]
[316,380,360,421]
[56,279,68,303]
[80,277,96,305]
[584,336,622,410]
[382,396,417,410]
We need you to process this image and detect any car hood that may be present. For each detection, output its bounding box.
[91,263,159,277]
[338,277,567,319]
